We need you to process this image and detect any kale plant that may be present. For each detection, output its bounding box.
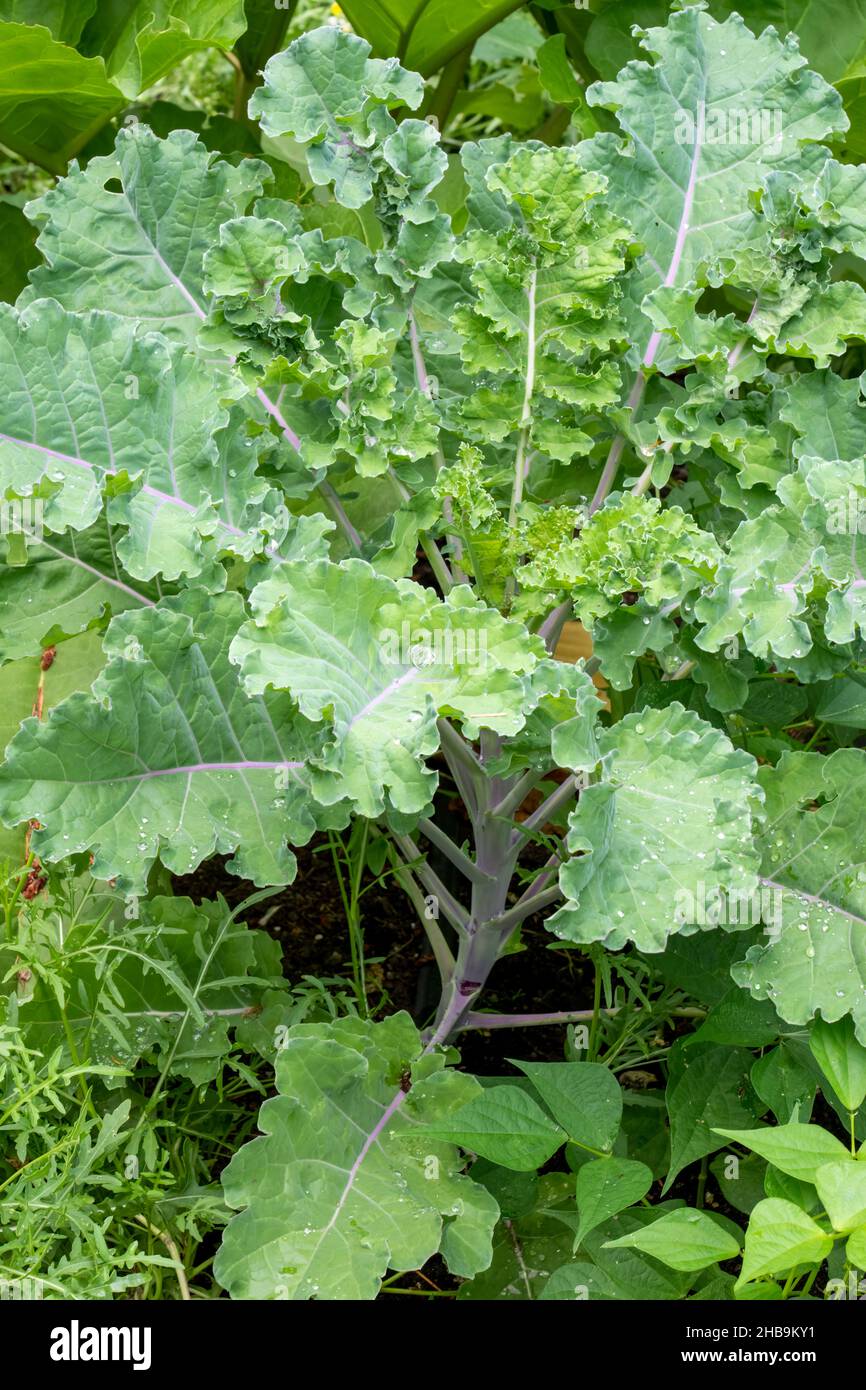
[3,6,866,1301]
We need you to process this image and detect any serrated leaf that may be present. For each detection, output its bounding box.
[24,126,268,340]
[0,589,337,893]
[0,298,289,583]
[216,1013,498,1299]
[581,6,845,372]
[731,750,866,1044]
[549,703,761,952]
[231,557,543,816]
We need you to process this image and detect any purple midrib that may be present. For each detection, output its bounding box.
[642,93,705,370]
[61,759,305,785]
[0,431,249,540]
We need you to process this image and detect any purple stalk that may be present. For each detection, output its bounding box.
[459,1009,607,1031]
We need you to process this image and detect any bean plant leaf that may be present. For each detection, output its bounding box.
[712,1122,851,1183]
[603,1207,741,1271]
[215,1012,498,1299]
[737,1198,833,1287]
[511,1059,622,1154]
[575,1158,653,1246]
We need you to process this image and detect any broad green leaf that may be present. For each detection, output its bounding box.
[511,1059,622,1153]
[738,1198,833,1287]
[231,557,544,817]
[581,6,845,371]
[814,1160,866,1232]
[732,750,866,1045]
[604,1208,740,1272]
[686,988,782,1050]
[810,1016,866,1113]
[710,1150,768,1216]
[536,34,582,109]
[763,1164,819,1213]
[664,1042,760,1192]
[216,1013,499,1299]
[847,1225,866,1269]
[751,1044,816,1125]
[24,126,268,340]
[0,519,161,662]
[0,589,339,894]
[0,23,123,171]
[549,704,761,953]
[457,1173,574,1300]
[338,0,525,76]
[76,1,247,98]
[713,1122,850,1184]
[421,1084,565,1172]
[0,201,39,303]
[547,1208,695,1300]
[574,1157,652,1246]
[0,6,247,171]
[0,298,286,583]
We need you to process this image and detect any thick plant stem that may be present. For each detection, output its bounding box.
[430,765,524,1039]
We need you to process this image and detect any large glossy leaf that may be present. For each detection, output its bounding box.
[338,0,526,76]
[215,1013,498,1299]
[0,6,247,170]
